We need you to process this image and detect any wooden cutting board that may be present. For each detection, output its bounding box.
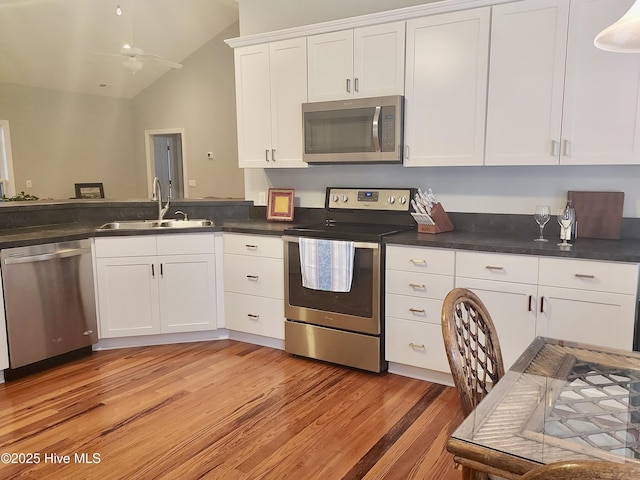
[568,191,624,240]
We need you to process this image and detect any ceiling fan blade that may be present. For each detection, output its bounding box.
[139,54,183,69]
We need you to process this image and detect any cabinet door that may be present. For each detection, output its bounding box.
[537,286,636,350]
[307,30,354,101]
[404,8,490,166]
[353,22,405,97]
[269,38,308,168]
[96,257,160,338]
[561,0,640,165]
[234,43,272,167]
[456,277,538,370]
[158,254,216,333]
[485,0,569,166]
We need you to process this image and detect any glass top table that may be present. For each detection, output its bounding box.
[447,337,640,479]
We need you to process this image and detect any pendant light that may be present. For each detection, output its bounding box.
[594,0,640,52]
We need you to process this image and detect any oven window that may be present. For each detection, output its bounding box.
[287,242,374,318]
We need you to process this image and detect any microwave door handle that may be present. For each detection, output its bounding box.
[372,106,381,152]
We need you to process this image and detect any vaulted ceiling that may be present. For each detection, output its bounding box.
[0,0,239,99]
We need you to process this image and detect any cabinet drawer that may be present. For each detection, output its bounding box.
[223,254,284,299]
[94,236,157,258]
[456,251,538,284]
[386,270,454,299]
[224,292,284,339]
[386,293,443,325]
[386,245,454,275]
[385,317,450,372]
[156,233,215,255]
[539,258,639,295]
[223,233,283,258]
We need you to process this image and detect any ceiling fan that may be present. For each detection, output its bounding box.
[97,45,183,72]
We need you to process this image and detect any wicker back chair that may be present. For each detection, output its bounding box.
[520,460,640,479]
[441,288,505,417]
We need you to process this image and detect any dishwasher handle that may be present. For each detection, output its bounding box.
[3,247,91,265]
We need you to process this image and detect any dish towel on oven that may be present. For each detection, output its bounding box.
[299,238,355,292]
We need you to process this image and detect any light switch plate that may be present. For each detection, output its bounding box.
[188,179,196,187]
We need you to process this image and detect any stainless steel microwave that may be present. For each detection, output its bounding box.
[302,95,403,164]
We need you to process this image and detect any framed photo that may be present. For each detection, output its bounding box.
[75,182,104,199]
[266,188,295,221]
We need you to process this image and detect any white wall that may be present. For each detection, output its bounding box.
[0,82,137,199]
[237,0,640,217]
[132,22,244,199]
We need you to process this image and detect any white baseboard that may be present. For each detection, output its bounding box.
[387,362,454,387]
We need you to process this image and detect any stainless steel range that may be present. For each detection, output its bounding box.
[282,187,416,372]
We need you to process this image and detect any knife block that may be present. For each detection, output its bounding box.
[414,203,454,234]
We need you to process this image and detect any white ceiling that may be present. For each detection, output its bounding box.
[0,0,239,99]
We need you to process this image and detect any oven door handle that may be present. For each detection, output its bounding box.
[282,236,379,250]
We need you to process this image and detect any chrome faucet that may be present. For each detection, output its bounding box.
[174,210,188,221]
[152,177,170,221]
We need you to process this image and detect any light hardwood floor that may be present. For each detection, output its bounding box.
[0,340,464,479]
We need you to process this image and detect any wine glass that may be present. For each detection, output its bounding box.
[534,205,550,242]
[557,206,575,247]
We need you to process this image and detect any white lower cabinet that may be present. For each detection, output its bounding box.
[385,245,455,372]
[95,234,217,338]
[386,246,640,380]
[537,257,639,350]
[223,233,284,340]
[455,251,539,369]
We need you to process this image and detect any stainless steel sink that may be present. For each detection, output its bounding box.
[98,219,214,230]
[159,219,214,228]
[98,220,161,230]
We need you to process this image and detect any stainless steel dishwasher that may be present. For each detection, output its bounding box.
[1,239,98,369]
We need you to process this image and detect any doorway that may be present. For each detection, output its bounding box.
[144,129,187,200]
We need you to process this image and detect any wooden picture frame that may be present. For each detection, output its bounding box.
[75,182,104,199]
[266,188,295,221]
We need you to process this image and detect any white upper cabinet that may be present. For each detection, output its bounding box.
[404,8,490,167]
[486,0,640,166]
[234,38,308,168]
[561,0,640,165]
[485,0,569,166]
[307,22,405,102]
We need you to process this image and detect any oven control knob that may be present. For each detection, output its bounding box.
[342,195,349,203]
[388,196,396,204]
[332,194,339,203]
[399,196,407,205]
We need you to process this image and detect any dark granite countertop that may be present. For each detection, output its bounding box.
[385,230,640,263]
[1,217,640,264]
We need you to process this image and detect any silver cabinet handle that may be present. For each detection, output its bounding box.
[245,244,258,250]
[272,149,276,162]
[575,273,595,279]
[409,283,426,289]
[247,314,260,319]
[410,259,426,265]
[563,139,572,157]
[485,265,504,271]
[551,140,560,156]
[405,145,410,160]
[355,77,359,93]
[346,78,351,93]
[409,308,425,313]
[246,275,259,280]
[372,106,381,153]
[265,149,270,161]
[409,342,425,349]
